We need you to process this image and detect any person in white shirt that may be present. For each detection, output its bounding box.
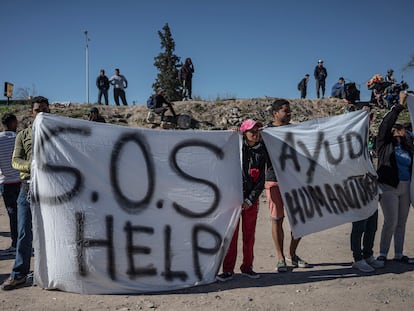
[109,68,128,106]
[0,114,20,255]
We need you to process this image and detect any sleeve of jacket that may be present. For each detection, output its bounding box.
[244,146,268,206]
[12,130,31,174]
[376,104,404,151]
[245,172,265,206]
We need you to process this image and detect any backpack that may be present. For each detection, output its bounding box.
[344,82,360,104]
[146,95,156,109]
[297,79,304,91]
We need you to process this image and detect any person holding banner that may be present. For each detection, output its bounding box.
[216,119,268,282]
[350,103,385,273]
[264,99,310,272]
[376,92,414,265]
[1,96,50,291]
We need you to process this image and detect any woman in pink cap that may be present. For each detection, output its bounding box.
[216,119,269,282]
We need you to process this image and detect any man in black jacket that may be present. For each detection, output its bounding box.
[314,60,328,99]
[152,88,177,121]
[96,69,109,105]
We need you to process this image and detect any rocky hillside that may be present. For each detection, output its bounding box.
[1,97,410,135]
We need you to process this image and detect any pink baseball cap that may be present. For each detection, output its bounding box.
[240,119,263,133]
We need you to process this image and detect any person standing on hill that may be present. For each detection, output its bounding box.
[385,69,396,84]
[180,58,194,100]
[96,69,110,105]
[314,60,328,98]
[109,68,128,106]
[298,74,310,99]
[0,113,20,256]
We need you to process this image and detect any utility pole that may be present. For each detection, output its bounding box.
[84,30,90,104]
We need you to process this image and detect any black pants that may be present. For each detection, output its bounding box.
[0,182,21,248]
[182,78,193,99]
[114,89,128,106]
[300,88,307,99]
[153,103,177,121]
[350,210,378,261]
[316,80,326,98]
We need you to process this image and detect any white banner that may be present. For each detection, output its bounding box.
[262,110,378,238]
[31,114,243,294]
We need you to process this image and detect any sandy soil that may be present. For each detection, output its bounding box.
[1,195,414,311]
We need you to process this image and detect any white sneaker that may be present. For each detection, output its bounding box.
[146,111,155,123]
[366,256,385,268]
[352,259,375,272]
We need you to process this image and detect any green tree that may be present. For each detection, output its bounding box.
[153,23,182,101]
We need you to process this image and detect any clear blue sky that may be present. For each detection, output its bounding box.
[1,0,414,105]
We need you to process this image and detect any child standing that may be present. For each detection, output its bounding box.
[216,119,268,281]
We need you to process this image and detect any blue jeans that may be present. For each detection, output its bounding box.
[10,183,32,280]
[350,210,378,261]
[0,182,20,247]
[98,89,109,105]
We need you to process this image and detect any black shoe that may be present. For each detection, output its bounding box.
[1,276,27,291]
[393,255,414,264]
[241,270,260,279]
[216,272,234,282]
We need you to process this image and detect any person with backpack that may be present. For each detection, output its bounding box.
[297,74,310,99]
[179,58,194,100]
[147,88,177,122]
[314,60,328,98]
[96,69,110,105]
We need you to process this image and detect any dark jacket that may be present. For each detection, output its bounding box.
[180,63,194,81]
[376,104,413,187]
[242,140,269,205]
[314,66,327,81]
[298,78,307,91]
[96,75,110,90]
[154,94,169,108]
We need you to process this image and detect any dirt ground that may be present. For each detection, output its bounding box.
[1,195,414,311]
